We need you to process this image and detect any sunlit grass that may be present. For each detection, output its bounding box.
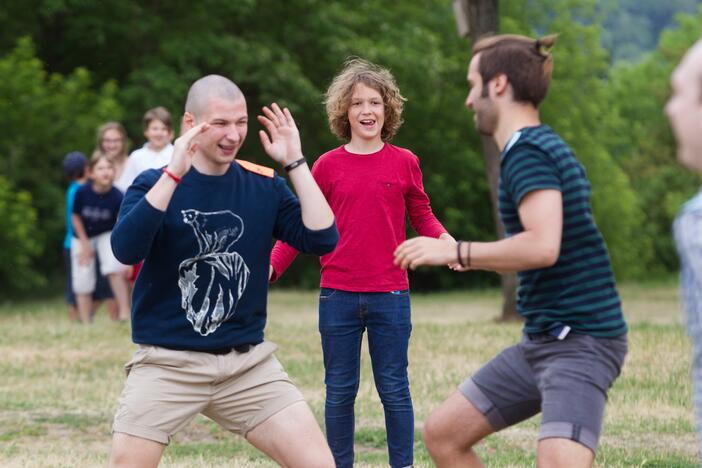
[0,282,695,466]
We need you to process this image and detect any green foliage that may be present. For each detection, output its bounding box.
[0,176,42,292]
[598,0,702,63]
[607,6,702,274]
[0,37,121,291]
[0,0,698,293]
[116,0,493,289]
[501,0,651,279]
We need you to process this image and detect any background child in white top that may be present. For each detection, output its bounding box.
[116,106,174,192]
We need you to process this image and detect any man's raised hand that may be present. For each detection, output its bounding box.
[258,103,303,166]
[166,122,210,178]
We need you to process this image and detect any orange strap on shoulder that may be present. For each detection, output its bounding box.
[236,159,275,178]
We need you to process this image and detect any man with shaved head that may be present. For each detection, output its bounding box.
[668,38,702,459]
[108,74,338,467]
[185,74,245,117]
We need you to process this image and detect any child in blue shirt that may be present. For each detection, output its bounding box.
[71,154,130,324]
[62,151,115,321]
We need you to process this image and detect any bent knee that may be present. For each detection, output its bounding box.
[325,387,358,407]
[377,387,412,409]
[423,409,487,453]
[109,432,164,468]
[423,412,452,450]
[293,449,335,468]
[108,449,139,468]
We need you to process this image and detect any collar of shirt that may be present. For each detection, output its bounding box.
[681,189,702,215]
[500,130,522,160]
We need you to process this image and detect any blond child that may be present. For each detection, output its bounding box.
[94,122,130,192]
[62,151,115,321]
[71,154,130,323]
[270,58,453,468]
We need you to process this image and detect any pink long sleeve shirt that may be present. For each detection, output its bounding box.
[270,143,447,292]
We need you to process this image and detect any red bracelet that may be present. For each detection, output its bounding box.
[162,167,182,184]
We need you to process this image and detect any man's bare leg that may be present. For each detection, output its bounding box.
[423,391,495,468]
[537,438,594,468]
[108,432,165,468]
[246,401,334,468]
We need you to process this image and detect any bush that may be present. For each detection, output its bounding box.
[0,176,42,293]
[0,37,122,294]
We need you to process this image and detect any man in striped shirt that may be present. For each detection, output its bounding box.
[667,38,702,460]
[394,34,627,467]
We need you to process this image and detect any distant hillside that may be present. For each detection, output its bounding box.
[599,0,701,62]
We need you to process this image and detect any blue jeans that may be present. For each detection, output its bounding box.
[318,288,414,468]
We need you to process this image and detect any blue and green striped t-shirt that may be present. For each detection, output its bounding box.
[498,125,627,338]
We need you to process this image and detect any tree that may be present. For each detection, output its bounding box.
[606,6,702,274]
[453,0,519,321]
[0,176,42,293]
[0,0,677,295]
[0,37,121,293]
[598,0,702,62]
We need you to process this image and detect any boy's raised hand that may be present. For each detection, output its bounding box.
[258,103,303,166]
[165,122,210,178]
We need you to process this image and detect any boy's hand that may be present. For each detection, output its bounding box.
[394,236,455,270]
[439,233,464,270]
[166,122,210,178]
[257,103,303,166]
[78,242,94,265]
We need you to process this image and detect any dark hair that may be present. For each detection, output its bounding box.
[143,106,173,131]
[472,34,557,107]
[62,151,87,179]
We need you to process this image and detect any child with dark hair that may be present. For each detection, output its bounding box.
[117,106,175,192]
[117,107,176,283]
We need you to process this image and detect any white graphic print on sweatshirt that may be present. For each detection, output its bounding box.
[178,209,250,336]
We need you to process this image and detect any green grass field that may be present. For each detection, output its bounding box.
[0,283,696,467]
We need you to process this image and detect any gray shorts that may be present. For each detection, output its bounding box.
[459,332,627,453]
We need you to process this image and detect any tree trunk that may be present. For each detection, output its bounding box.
[457,0,519,321]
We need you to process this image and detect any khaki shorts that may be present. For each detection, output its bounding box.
[112,341,305,444]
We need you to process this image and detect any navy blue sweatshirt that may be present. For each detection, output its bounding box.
[111,161,338,351]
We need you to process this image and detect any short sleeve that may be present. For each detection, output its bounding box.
[502,145,561,206]
[72,186,85,215]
